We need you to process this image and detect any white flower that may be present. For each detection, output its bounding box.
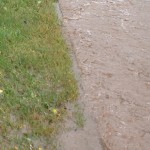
[0,89,3,94]
[37,1,42,4]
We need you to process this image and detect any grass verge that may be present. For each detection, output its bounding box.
[0,0,78,149]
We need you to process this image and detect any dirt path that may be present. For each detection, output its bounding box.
[58,0,150,150]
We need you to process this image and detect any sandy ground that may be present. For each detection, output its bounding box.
[58,0,150,150]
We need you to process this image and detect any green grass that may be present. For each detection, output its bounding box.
[74,104,85,129]
[0,0,78,149]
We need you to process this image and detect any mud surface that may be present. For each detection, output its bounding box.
[59,0,150,150]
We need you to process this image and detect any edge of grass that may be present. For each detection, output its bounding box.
[0,0,78,149]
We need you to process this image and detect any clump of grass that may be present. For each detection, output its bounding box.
[0,0,78,149]
[74,104,85,128]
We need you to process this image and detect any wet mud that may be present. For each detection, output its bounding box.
[59,0,150,150]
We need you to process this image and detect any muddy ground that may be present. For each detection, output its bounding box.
[58,0,150,150]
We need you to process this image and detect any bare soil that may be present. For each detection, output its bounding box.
[59,0,150,150]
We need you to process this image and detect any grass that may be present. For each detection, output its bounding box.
[0,0,78,149]
[74,104,85,129]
